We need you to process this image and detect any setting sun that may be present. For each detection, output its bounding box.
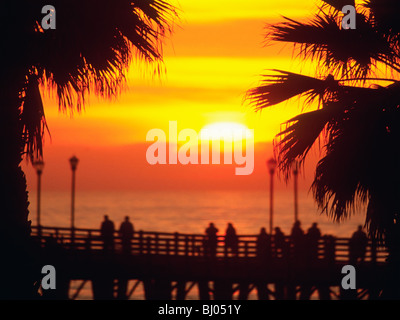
[199,122,254,141]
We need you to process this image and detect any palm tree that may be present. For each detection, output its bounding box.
[247,0,400,298]
[0,1,177,298]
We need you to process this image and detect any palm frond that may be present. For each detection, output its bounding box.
[1,0,178,159]
[321,0,355,12]
[311,81,400,238]
[20,74,49,162]
[364,0,400,45]
[267,10,397,79]
[34,0,178,111]
[246,70,339,110]
[275,108,332,177]
[312,120,371,223]
[6,0,178,161]
[250,0,400,242]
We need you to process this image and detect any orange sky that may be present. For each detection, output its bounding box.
[24,0,320,192]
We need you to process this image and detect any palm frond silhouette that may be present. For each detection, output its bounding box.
[0,0,177,298]
[247,0,400,298]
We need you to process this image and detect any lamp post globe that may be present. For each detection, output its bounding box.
[33,160,45,175]
[267,157,277,175]
[69,155,79,171]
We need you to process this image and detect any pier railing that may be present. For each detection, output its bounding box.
[31,226,388,263]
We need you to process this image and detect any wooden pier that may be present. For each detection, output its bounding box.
[31,226,388,300]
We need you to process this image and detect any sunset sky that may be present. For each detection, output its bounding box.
[25,0,320,192]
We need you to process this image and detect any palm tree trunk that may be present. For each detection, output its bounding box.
[0,74,40,299]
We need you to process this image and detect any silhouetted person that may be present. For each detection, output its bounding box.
[349,225,368,263]
[257,227,271,260]
[291,220,304,239]
[119,216,134,254]
[306,222,321,261]
[274,227,285,258]
[225,223,238,256]
[205,223,219,256]
[101,215,115,252]
[290,220,305,260]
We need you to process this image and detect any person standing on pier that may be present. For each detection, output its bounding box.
[290,220,305,261]
[101,215,116,253]
[225,223,239,256]
[119,216,134,254]
[306,222,321,261]
[349,225,368,264]
[205,223,219,257]
[273,227,285,258]
[256,227,271,261]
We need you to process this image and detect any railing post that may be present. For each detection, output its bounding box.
[191,236,196,256]
[174,232,179,255]
[139,231,144,255]
[166,239,170,256]
[86,230,92,251]
[323,235,336,263]
[146,236,152,254]
[224,236,228,257]
[131,231,136,254]
[184,236,189,256]
[71,227,75,250]
[155,234,159,255]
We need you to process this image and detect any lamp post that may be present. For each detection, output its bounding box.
[267,157,277,235]
[33,160,45,237]
[292,160,299,223]
[69,155,79,244]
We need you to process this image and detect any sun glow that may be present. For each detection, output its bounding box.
[200,122,254,141]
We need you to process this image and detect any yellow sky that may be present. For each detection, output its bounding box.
[42,0,318,147]
[174,0,315,22]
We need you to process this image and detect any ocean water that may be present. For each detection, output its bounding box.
[27,189,367,300]
[28,189,366,237]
